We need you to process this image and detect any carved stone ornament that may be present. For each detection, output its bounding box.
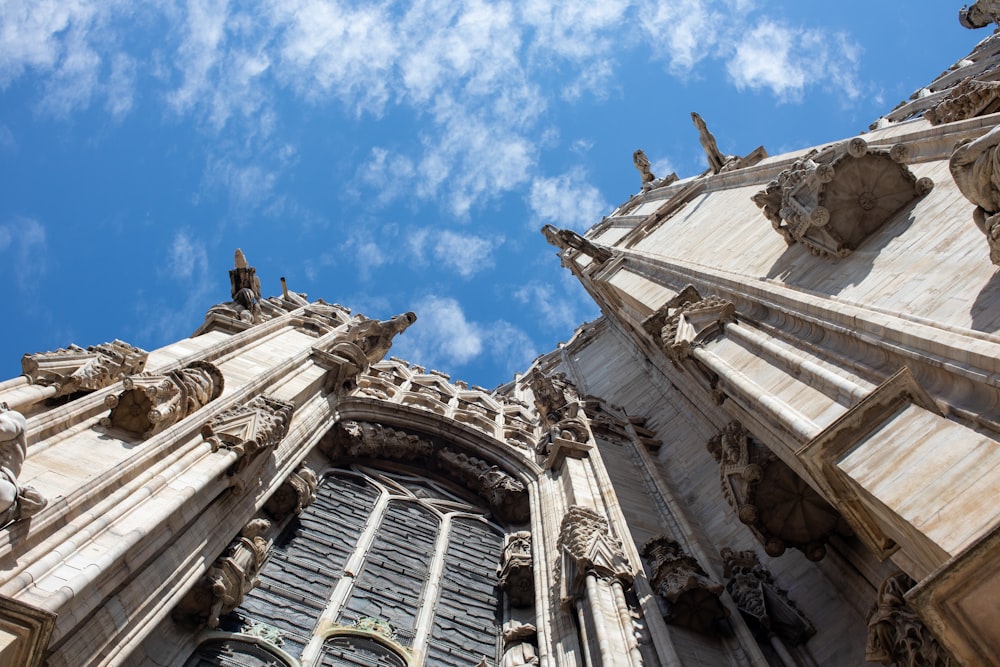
[641,535,726,634]
[558,506,632,588]
[708,422,851,561]
[541,225,614,264]
[645,294,735,363]
[721,548,814,644]
[263,464,317,520]
[229,248,263,324]
[866,572,955,667]
[313,312,416,394]
[21,340,148,399]
[0,408,47,528]
[691,111,767,175]
[173,518,271,629]
[101,360,224,439]
[320,421,529,523]
[501,620,539,667]
[924,76,1000,126]
[526,369,581,425]
[632,149,679,191]
[960,1,1000,29]
[497,531,535,608]
[202,395,294,475]
[950,124,1000,265]
[752,137,932,257]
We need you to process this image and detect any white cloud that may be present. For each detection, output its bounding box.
[392,295,484,368]
[637,0,725,74]
[529,168,609,232]
[0,217,47,294]
[433,230,500,278]
[514,281,581,333]
[727,20,861,101]
[168,230,208,281]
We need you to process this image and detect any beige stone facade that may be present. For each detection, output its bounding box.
[2,15,1000,667]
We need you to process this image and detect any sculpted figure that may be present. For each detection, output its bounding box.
[502,621,539,667]
[960,1,1000,29]
[0,408,47,527]
[541,225,613,263]
[950,125,1000,264]
[633,149,655,186]
[692,112,727,174]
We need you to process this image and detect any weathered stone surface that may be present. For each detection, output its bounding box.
[866,573,954,667]
[708,422,851,561]
[641,535,726,634]
[0,408,46,529]
[753,138,931,257]
[21,340,148,398]
[101,360,224,438]
[497,531,534,608]
[721,548,814,644]
[950,124,1000,265]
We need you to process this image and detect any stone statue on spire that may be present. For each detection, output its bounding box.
[960,1,1000,29]
[692,112,727,174]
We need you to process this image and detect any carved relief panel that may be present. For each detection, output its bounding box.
[641,535,726,634]
[21,340,148,399]
[707,422,852,561]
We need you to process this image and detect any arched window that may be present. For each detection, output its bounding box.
[209,464,505,666]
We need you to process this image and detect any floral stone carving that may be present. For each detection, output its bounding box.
[558,506,632,589]
[641,536,726,634]
[752,137,932,257]
[202,395,294,474]
[21,340,148,399]
[866,572,954,667]
[707,422,851,561]
[0,408,46,528]
[644,293,735,363]
[497,531,534,608]
[721,548,814,644]
[173,518,271,629]
[924,76,1000,125]
[263,464,318,520]
[950,124,1000,265]
[102,360,224,439]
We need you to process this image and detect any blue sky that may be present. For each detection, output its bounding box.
[0,1,987,389]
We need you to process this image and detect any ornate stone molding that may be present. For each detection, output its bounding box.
[202,395,294,475]
[753,138,932,257]
[707,422,851,561]
[0,595,57,667]
[641,535,726,634]
[497,531,535,608]
[721,548,814,644]
[312,312,416,394]
[0,407,47,529]
[173,518,271,629]
[866,573,955,666]
[558,506,632,588]
[101,360,224,439]
[950,124,1000,265]
[21,340,148,398]
[644,292,735,363]
[320,421,529,522]
[541,225,613,265]
[924,76,1000,125]
[263,464,317,521]
[960,1,1000,29]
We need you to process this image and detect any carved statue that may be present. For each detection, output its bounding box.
[866,573,954,666]
[0,408,46,527]
[642,535,726,634]
[498,531,535,607]
[950,125,1000,264]
[21,340,148,399]
[317,313,417,394]
[173,518,272,629]
[102,360,225,438]
[959,1,1000,29]
[633,149,655,186]
[721,548,814,644]
[541,225,613,264]
[691,112,727,174]
[229,248,263,324]
[501,621,539,667]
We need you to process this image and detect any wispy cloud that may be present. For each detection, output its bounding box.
[0,216,47,294]
[528,168,609,232]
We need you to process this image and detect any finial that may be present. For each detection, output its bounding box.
[234,248,248,269]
